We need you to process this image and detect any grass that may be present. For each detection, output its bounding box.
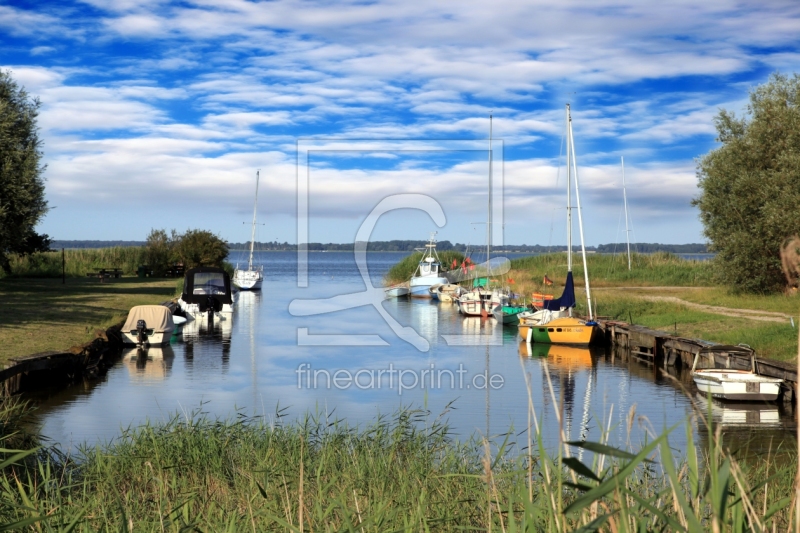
[0,383,796,531]
[1,247,146,278]
[0,276,179,364]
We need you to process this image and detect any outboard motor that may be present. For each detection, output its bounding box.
[136,319,148,345]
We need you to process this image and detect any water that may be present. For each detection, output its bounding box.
[28,251,791,455]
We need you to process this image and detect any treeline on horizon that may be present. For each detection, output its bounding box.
[51,239,709,253]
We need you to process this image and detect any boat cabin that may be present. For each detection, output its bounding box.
[181,267,233,313]
[417,257,440,277]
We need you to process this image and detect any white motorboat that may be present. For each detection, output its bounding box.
[233,170,264,290]
[458,287,508,317]
[178,266,235,320]
[122,305,177,345]
[384,284,410,298]
[409,233,449,298]
[435,283,465,302]
[692,345,783,402]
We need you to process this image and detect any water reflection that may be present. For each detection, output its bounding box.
[181,312,233,367]
[122,345,175,382]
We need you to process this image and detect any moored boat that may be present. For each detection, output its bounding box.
[178,266,235,320]
[691,345,783,402]
[122,305,177,345]
[435,283,465,302]
[384,284,410,299]
[491,304,528,325]
[233,170,264,290]
[409,233,449,298]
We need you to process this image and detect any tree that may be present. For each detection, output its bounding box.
[143,229,174,276]
[173,229,229,269]
[0,70,49,273]
[693,72,800,293]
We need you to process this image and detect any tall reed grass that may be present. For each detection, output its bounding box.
[2,247,145,278]
[0,383,795,532]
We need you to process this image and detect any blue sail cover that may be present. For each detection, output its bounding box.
[542,271,576,310]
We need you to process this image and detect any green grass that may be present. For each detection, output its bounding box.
[384,251,465,284]
[1,247,146,278]
[0,277,179,363]
[0,394,795,532]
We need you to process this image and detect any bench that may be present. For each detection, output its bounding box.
[85,268,122,280]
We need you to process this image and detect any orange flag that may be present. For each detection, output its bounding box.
[543,275,553,286]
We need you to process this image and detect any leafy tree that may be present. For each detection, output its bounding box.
[693,72,800,293]
[143,229,174,276]
[0,70,49,273]
[173,229,229,269]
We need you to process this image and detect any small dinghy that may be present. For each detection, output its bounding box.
[692,345,783,402]
[122,305,176,345]
[384,284,410,299]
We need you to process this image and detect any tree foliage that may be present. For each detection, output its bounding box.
[693,72,800,293]
[172,229,229,269]
[0,70,49,273]
[143,229,174,276]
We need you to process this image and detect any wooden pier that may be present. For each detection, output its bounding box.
[599,319,798,402]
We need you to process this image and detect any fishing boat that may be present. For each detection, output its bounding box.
[691,345,783,402]
[177,266,235,320]
[384,283,410,299]
[529,104,600,346]
[233,171,264,290]
[409,233,449,298]
[121,305,177,345]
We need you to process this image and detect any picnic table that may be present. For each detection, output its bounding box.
[85,268,122,280]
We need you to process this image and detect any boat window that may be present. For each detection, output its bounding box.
[556,328,562,332]
[192,272,227,295]
[548,328,554,332]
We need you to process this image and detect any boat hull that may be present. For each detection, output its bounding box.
[122,330,174,345]
[410,276,449,298]
[233,269,263,290]
[384,286,410,298]
[529,317,599,345]
[693,371,782,402]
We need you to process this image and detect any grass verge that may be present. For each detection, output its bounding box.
[0,277,179,364]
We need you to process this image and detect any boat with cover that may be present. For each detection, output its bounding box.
[692,345,783,402]
[122,305,177,345]
[409,233,449,298]
[178,266,235,320]
[528,104,600,346]
[234,171,264,290]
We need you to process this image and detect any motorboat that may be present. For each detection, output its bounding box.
[458,286,508,317]
[177,266,235,320]
[409,233,449,298]
[233,170,264,290]
[384,284,410,299]
[692,345,783,402]
[121,305,177,345]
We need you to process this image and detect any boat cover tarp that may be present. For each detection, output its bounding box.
[180,266,233,312]
[123,305,175,333]
[542,271,576,311]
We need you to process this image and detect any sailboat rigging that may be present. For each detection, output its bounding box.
[233,170,264,291]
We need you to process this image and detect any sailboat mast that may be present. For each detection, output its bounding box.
[486,114,493,271]
[248,170,260,271]
[622,156,631,271]
[566,105,573,274]
[568,106,594,321]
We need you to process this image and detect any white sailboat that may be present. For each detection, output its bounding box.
[234,170,264,291]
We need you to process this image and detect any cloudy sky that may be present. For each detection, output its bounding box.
[2,0,799,246]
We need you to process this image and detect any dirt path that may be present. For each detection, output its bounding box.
[632,294,790,323]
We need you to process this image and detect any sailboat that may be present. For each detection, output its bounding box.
[233,171,264,291]
[458,114,509,316]
[529,104,600,346]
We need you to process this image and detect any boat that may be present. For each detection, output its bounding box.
[233,170,264,290]
[491,304,528,325]
[517,308,569,341]
[384,284,410,299]
[121,305,177,345]
[529,104,600,346]
[408,233,449,298]
[691,345,783,402]
[435,283,465,302]
[177,266,235,320]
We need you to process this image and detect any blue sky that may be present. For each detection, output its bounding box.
[2,0,799,246]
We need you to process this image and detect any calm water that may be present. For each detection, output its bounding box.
[28,251,793,455]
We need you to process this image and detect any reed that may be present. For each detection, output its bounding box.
[384,250,465,285]
[2,247,146,278]
[0,395,795,532]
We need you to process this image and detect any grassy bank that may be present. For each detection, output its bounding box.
[1,399,795,531]
[1,247,146,278]
[0,277,179,364]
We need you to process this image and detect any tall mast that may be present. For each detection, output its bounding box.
[248,170,260,271]
[566,105,572,274]
[486,114,493,272]
[622,156,631,271]
[568,105,594,321]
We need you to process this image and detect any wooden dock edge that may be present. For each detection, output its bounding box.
[598,319,798,403]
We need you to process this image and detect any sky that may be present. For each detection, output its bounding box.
[2,0,800,247]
